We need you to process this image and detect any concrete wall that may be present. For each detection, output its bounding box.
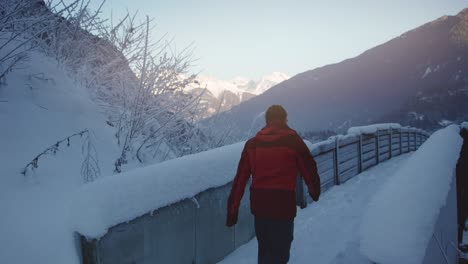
[79,128,429,264]
[80,183,253,264]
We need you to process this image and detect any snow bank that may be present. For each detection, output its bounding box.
[73,138,317,239]
[347,123,402,135]
[72,142,245,238]
[359,125,462,264]
[304,139,333,151]
[0,50,120,264]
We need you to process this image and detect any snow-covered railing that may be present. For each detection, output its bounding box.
[297,124,430,205]
[360,125,462,264]
[75,124,430,264]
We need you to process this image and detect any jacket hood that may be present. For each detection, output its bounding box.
[255,122,296,142]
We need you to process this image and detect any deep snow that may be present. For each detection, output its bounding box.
[0,51,120,264]
[0,48,457,264]
[72,139,322,239]
[347,123,402,135]
[360,125,462,264]
[72,141,245,238]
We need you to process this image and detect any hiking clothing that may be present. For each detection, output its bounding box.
[226,123,321,226]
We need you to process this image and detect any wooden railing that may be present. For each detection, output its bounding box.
[298,126,429,205]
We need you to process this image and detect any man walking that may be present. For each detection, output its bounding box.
[226,105,321,264]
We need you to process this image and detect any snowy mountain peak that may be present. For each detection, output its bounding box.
[255,72,290,94]
[185,72,289,118]
[261,72,290,83]
[230,76,251,86]
[193,72,289,98]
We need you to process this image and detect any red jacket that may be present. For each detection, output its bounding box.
[226,123,321,226]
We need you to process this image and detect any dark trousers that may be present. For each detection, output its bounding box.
[254,217,294,264]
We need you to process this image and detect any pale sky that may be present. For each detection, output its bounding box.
[84,0,467,80]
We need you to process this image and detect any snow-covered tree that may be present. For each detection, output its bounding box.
[3,0,232,173]
[37,3,213,170]
[0,0,70,81]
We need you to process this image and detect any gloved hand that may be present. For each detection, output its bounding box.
[309,190,319,202]
[226,211,238,227]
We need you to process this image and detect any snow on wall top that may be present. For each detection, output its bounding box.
[72,139,318,238]
[347,123,402,135]
[72,141,246,238]
[359,125,462,264]
[71,122,430,239]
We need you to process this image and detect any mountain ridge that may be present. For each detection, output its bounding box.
[212,8,467,138]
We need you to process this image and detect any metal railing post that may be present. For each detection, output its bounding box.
[376,130,380,164]
[405,131,409,153]
[389,129,393,159]
[334,137,340,185]
[410,131,413,151]
[411,131,414,150]
[399,129,402,155]
[358,134,363,173]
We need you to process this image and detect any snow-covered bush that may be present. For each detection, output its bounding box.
[19,1,227,170]
[0,0,59,81]
[2,0,232,173]
[21,129,100,183]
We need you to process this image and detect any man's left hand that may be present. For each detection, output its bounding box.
[226,212,238,227]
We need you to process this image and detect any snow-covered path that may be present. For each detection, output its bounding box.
[219,153,411,264]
